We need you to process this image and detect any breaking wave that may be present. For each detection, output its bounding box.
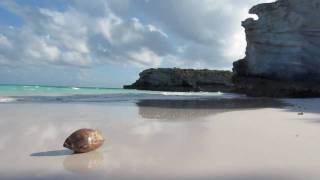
[0,97,17,103]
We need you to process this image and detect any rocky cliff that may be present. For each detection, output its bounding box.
[233,0,320,97]
[124,68,233,92]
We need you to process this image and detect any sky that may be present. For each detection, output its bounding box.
[0,0,274,88]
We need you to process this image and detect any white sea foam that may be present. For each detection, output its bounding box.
[72,87,80,90]
[0,97,16,103]
[160,91,223,96]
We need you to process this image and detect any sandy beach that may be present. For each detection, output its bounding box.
[0,98,319,180]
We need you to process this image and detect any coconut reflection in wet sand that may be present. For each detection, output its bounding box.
[63,151,104,173]
[1,98,320,179]
[31,150,104,173]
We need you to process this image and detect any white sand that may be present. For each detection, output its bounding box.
[0,99,320,179]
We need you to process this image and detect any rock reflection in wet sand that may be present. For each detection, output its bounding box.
[137,98,289,120]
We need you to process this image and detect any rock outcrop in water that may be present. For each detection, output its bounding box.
[124,68,233,92]
[233,0,320,97]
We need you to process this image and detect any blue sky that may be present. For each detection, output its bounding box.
[0,0,272,87]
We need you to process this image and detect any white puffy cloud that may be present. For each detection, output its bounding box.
[127,47,162,67]
[0,0,171,68]
[0,0,275,71]
[0,34,12,48]
[125,0,276,68]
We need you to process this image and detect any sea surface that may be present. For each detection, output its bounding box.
[0,84,241,103]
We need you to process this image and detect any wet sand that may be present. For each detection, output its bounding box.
[0,98,320,179]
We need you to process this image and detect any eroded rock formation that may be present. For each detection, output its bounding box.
[233,0,320,97]
[124,68,233,92]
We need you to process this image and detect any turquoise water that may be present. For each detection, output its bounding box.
[0,84,225,96]
[0,85,237,103]
[0,84,150,96]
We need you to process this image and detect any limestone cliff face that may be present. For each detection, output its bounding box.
[235,0,320,80]
[124,68,233,92]
[233,0,320,97]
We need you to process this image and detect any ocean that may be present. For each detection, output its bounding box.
[0,84,240,103]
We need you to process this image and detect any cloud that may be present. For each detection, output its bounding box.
[0,34,12,47]
[125,0,276,68]
[0,0,171,68]
[0,0,275,71]
[127,47,162,67]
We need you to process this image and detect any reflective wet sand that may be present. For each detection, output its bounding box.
[0,99,320,179]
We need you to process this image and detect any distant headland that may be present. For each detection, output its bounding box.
[124,68,233,92]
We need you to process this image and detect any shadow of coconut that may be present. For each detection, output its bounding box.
[30,149,73,157]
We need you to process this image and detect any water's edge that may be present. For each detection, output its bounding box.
[0,84,242,103]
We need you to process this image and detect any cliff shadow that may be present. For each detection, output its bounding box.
[283,98,320,122]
